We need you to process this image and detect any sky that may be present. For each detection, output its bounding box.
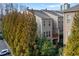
[17,3,78,10]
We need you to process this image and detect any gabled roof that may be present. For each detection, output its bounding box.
[55,11,63,14]
[34,10,51,19]
[44,10,63,17]
[64,4,79,13]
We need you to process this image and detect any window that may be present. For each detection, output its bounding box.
[45,31,51,37]
[43,20,45,26]
[67,15,71,23]
[43,32,45,37]
[46,32,48,37]
[49,20,50,26]
[67,31,70,36]
[49,31,50,37]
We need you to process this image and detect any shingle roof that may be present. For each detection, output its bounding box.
[64,4,79,12]
[34,10,51,18]
[44,10,63,17]
[55,11,63,14]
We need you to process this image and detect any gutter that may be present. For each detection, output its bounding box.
[64,10,79,13]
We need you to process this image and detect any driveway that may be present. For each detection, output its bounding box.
[0,40,11,56]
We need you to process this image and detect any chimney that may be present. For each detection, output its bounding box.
[27,7,29,10]
[64,3,70,10]
[60,5,63,11]
[60,3,70,11]
[45,8,47,11]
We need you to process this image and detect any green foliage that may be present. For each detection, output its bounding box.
[64,12,79,56]
[59,47,63,56]
[35,37,59,56]
[41,38,54,56]
[2,10,37,56]
[2,10,59,56]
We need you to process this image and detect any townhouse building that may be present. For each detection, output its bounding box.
[34,10,53,40]
[63,4,79,44]
[43,10,63,43]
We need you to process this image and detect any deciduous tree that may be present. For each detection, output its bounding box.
[64,12,79,56]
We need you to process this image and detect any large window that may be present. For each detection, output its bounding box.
[43,31,51,37]
[67,15,71,23]
[46,32,48,37]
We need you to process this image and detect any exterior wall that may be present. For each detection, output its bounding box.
[43,11,59,33]
[42,18,53,40]
[35,15,42,38]
[35,15,53,40]
[43,11,60,41]
[58,17,63,34]
[63,12,75,44]
[0,20,2,32]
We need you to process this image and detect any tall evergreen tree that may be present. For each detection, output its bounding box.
[64,12,79,56]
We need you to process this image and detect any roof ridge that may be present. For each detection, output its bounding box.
[34,10,51,18]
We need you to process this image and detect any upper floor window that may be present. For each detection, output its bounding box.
[67,15,71,23]
[43,20,45,26]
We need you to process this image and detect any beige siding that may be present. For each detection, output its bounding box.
[58,17,63,34]
[35,15,53,40]
[43,11,63,42]
[35,15,42,38]
[43,11,58,33]
[63,12,75,44]
[42,19,53,40]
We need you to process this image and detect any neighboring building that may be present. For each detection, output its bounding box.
[34,10,53,40]
[63,4,79,44]
[43,10,63,43]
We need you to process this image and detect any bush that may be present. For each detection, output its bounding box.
[35,37,59,56]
